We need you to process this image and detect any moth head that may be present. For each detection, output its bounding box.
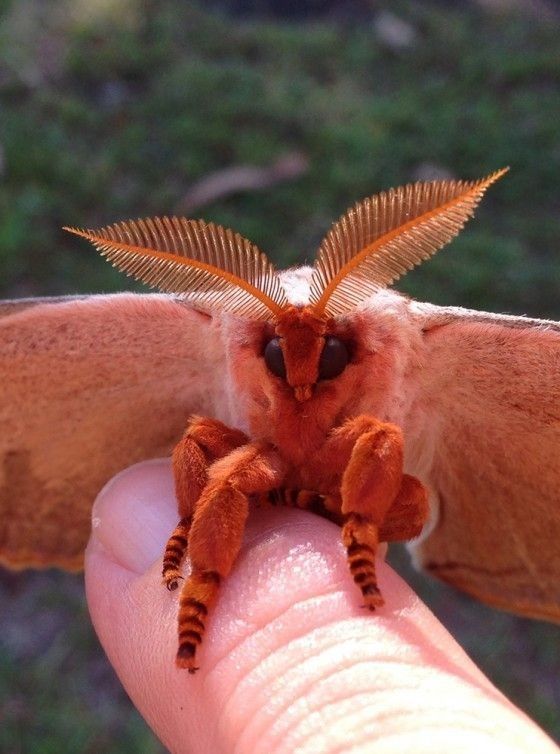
[64,168,508,403]
[262,306,349,402]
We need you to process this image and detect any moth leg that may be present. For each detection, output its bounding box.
[173,416,250,517]
[163,417,249,590]
[379,474,429,543]
[339,419,405,609]
[342,514,384,608]
[162,517,192,591]
[257,488,343,526]
[176,442,285,672]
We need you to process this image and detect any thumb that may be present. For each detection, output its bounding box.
[85,460,558,754]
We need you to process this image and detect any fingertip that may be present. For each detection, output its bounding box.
[84,466,558,754]
[90,458,177,574]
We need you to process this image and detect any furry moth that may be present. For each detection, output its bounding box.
[1,168,559,672]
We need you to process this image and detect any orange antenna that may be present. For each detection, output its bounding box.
[64,218,288,320]
[309,168,509,317]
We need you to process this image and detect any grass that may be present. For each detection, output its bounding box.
[1,0,559,751]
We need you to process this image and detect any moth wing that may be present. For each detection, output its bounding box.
[0,293,228,571]
[404,302,560,622]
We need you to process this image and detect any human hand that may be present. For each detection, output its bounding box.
[85,460,559,754]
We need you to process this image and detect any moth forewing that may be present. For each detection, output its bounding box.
[0,293,229,570]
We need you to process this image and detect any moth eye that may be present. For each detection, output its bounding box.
[264,337,286,378]
[318,337,349,380]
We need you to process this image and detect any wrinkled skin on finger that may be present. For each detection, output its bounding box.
[85,461,559,754]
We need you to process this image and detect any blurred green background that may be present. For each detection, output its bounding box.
[1,0,559,751]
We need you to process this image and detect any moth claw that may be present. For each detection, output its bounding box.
[176,644,199,673]
[165,575,184,591]
[360,584,384,611]
[363,596,384,610]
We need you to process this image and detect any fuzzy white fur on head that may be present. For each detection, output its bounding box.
[278,266,313,306]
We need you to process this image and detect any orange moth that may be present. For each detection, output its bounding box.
[1,168,559,672]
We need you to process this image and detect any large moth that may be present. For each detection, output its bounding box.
[1,169,559,673]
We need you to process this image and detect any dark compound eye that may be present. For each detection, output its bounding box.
[264,337,286,378]
[318,337,349,380]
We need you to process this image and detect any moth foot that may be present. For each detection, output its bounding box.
[176,641,199,673]
[360,583,384,610]
[164,572,183,591]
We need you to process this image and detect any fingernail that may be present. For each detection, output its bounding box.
[90,459,178,574]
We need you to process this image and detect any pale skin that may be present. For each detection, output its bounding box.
[86,460,559,754]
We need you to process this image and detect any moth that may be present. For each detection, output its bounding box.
[1,168,559,672]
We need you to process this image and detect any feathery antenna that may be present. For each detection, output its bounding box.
[64,218,288,319]
[309,168,509,317]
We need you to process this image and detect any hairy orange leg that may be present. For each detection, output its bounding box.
[176,442,285,672]
[335,417,406,609]
[379,474,429,542]
[163,417,249,590]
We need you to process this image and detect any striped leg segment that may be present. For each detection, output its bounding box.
[259,488,342,524]
[175,442,285,671]
[177,569,221,673]
[338,417,406,609]
[162,516,191,591]
[342,513,383,609]
[175,482,247,672]
[342,474,429,608]
[166,417,250,592]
